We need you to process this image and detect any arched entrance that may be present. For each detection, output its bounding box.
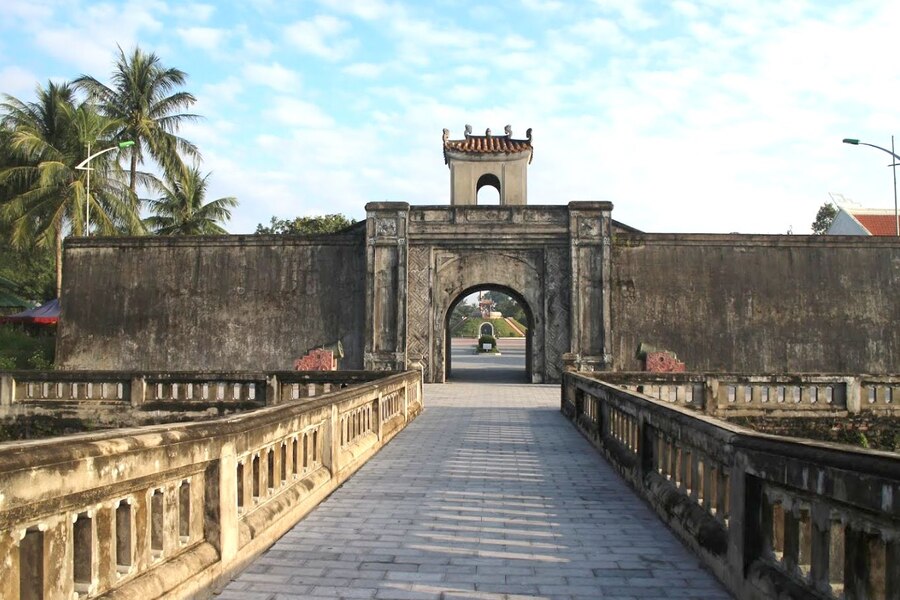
[444,284,533,382]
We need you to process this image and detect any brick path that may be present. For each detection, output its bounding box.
[217,383,731,599]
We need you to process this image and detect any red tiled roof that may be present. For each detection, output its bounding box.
[851,212,899,236]
[443,126,533,164]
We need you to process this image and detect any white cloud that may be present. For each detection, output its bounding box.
[177,27,229,51]
[342,62,386,78]
[264,97,334,128]
[284,15,357,61]
[172,3,217,22]
[0,65,39,97]
[589,0,657,30]
[243,62,302,93]
[316,0,394,21]
[521,0,564,12]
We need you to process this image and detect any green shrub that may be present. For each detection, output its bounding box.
[477,334,498,353]
[0,325,55,369]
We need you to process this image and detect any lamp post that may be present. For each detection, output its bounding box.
[842,137,900,236]
[75,140,135,236]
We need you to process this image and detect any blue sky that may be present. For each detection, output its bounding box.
[2,0,899,234]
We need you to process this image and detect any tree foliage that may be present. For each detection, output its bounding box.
[144,163,236,235]
[1,46,236,305]
[0,81,142,296]
[255,214,356,235]
[74,46,199,193]
[811,202,838,234]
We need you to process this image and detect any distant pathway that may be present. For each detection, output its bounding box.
[217,382,731,599]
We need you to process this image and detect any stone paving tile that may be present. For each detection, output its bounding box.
[218,382,732,600]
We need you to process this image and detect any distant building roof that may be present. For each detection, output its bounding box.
[443,125,533,164]
[827,206,899,236]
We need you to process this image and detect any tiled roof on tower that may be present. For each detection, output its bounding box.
[443,124,533,165]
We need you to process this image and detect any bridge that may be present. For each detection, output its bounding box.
[216,380,730,600]
[2,342,897,600]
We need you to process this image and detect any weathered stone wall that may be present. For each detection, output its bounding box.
[610,234,900,373]
[57,232,366,371]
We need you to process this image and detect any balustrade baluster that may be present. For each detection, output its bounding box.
[717,471,730,525]
[95,505,113,590]
[690,453,700,502]
[808,504,832,593]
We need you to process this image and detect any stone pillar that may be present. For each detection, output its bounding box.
[567,202,613,372]
[0,373,15,406]
[364,202,410,372]
[129,376,145,408]
[206,448,237,564]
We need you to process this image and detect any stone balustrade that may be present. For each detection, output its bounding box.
[594,372,900,417]
[0,369,422,599]
[562,372,899,600]
[0,370,385,420]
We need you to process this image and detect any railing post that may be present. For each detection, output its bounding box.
[329,404,341,475]
[810,503,832,593]
[0,373,15,406]
[129,376,146,408]
[726,462,747,579]
[845,377,861,415]
[844,527,873,599]
[205,445,238,564]
[45,516,73,599]
[403,382,409,422]
[0,529,19,600]
[375,394,384,441]
[704,375,719,417]
[266,375,280,406]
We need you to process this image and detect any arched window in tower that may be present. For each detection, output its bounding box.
[476,173,501,205]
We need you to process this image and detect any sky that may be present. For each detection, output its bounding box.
[2,0,899,235]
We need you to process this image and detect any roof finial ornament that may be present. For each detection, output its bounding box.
[464,124,472,137]
[442,128,449,143]
[526,127,532,141]
[504,124,512,136]
[485,127,492,137]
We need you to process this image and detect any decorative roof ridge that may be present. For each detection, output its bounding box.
[442,125,534,165]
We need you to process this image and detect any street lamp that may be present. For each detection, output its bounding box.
[842,137,900,236]
[74,140,135,236]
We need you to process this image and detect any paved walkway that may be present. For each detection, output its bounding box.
[217,383,731,600]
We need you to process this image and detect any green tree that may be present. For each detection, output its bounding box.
[144,163,237,235]
[255,214,356,235]
[74,46,199,194]
[0,82,141,297]
[811,202,837,234]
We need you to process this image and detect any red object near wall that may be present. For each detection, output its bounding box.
[644,351,686,373]
[294,349,336,371]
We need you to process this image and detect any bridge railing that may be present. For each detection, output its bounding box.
[562,372,899,600]
[0,369,422,600]
[594,372,900,417]
[0,370,386,416]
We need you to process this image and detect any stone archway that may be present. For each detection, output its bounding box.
[444,284,534,382]
[364,202,613,383]
[429,250,548,383]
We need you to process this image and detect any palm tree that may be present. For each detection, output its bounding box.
[74,46,199,194]
[0,82,142,297]
[144,163,237,235]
